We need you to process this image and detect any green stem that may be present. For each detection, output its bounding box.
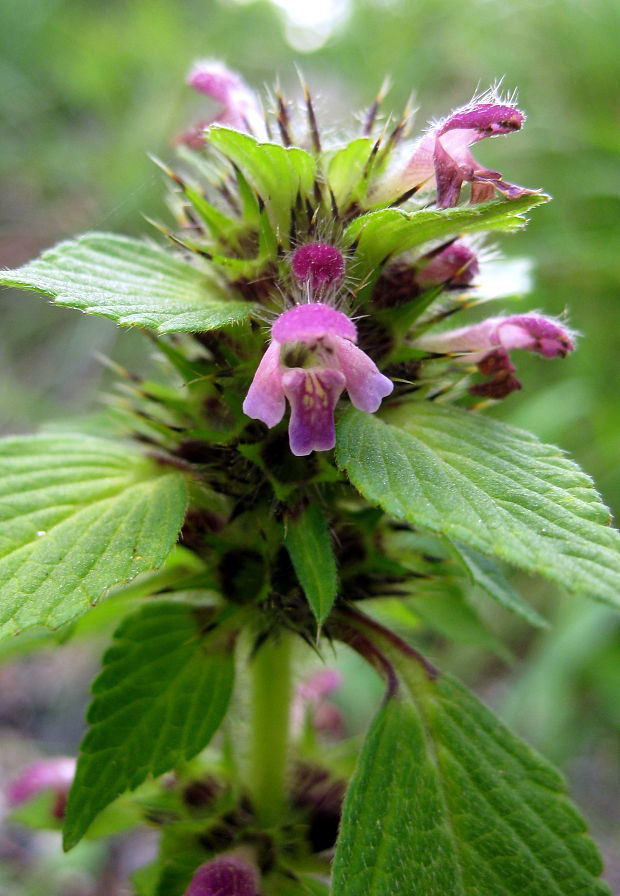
[250,634,292,827]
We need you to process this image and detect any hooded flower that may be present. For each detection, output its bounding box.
[177,60,265,147]
[371,94,537,207]
[184,856,260,896]
[243,302,393,456]
[414,313,575,397]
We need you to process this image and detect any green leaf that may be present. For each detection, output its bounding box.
[63,601,235,849]
[407,583,508,656]
[333,646,610,895]
[285,503,339,625]
[271,872,331,895]
[0,233,252,333]
[182,183,242,246]
[344,194,549,286]
[327,137,374,210]
[207,127,317,243]
[0,435,187,638]
[449,541,548,628]
[336,404,620,607]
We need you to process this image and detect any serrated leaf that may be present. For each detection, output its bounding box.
[336,404,620,607]
[327,137,374,210]
[344,194,549,286]
[207,127,316,243]
[450,541,548,628]
[0,435,187,637]
[63,601,235,849]
[333,657,610,896]
[285,503,338,625]
[0,232,252,333]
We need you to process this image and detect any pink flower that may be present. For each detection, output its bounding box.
[8,757,76,819]
[414,313,575,397]
[371,94,537,207]
[243,302,393,456]
[415,240,480,289]
[177,61,265,147]
[293,669,345,739]
[184,856,260,896]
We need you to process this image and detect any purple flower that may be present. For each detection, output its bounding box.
[243,303,393,455]
[8,757,76,819]
[177,61,265,147]
[414,313,575,397]
[184,856,259,896]
[371,94,537,207]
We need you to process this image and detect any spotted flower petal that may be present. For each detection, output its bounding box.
[282,367,346,456]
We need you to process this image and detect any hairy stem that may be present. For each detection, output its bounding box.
[249,633,292,827]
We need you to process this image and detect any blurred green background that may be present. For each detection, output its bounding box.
[1,0,619,891]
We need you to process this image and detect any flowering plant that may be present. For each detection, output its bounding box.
[1,63,618,895]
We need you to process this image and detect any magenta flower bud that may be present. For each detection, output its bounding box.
[8,757,76,819]
[243,303,393,456]
[177,60,265,147]
[291,243,346,290]
[184,856,260,896]
[187,61,246,104]
[414,313,575,398]
[416,241,480,289]
[371,94,537,207]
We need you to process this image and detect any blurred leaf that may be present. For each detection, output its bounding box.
[407,582,508,656]
[336,404,620,606]
[207,127,316,243]
[327,137,374,210]
[0,434,187,637]
[0,233,253,333]
[333,656,609,895]
[449,541,548,628]
[271,873,331,895]
[285,503,339,625]
[344,194,549,285]
[63,601,235,849]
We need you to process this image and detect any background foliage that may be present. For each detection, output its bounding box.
[1,0,619,892]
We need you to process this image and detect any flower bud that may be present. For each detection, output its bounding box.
[184,855,260,896]
[177,61,265,147]
[291,243,346,290]
[416,241,480,289]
